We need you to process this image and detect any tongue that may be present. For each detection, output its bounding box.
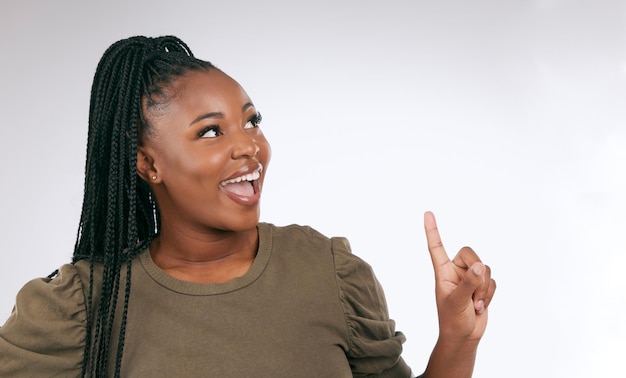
[222,181,254,197]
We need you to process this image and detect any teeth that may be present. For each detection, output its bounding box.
[220,170,261,186]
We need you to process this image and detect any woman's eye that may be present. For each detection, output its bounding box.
[199,126,222,138]
[244,112,262,130]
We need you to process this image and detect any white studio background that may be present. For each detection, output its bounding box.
[1,1,625,376]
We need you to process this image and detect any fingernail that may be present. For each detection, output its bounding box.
[475,300,485,314]
[472,264,484,275]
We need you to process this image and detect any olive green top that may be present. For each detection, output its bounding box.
[0,223,412,377]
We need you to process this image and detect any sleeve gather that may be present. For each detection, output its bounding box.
[0,263,87,376]
[332,237,412,377]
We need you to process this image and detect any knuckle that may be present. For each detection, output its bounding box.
[428,240,444,250]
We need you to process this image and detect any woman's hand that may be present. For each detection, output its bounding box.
[419,211,497,378]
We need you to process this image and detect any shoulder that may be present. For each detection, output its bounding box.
[0,263,88,375]
[258,222,371,268]
[13,263,87,317]
[259,222,383,310]
[260,222,330,242]
[259,222,334,253]
[258,223,411,375]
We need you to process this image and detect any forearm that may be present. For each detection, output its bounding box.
[418,337,479,378]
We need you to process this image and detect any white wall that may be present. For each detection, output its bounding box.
[1,1,624,376]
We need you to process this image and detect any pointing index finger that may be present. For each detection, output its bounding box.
[424,211,450,269]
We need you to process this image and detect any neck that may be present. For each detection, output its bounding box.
[150,222,259,284]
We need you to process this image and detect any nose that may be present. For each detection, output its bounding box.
[231,130,259,159]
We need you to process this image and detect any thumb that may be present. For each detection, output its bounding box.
[447,262,486,312]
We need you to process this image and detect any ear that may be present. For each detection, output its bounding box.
[136,146,160,183]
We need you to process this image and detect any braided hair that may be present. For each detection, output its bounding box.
[71,35,214,377]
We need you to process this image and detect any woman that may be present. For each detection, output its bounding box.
[0,35,495,377]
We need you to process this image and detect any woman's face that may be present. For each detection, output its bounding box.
[139,69,271,234]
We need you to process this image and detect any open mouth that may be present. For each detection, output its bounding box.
[219,166,262,197]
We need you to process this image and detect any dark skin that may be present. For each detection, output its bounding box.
[421,211,496,377]
[135,69,496,376]
[136,69,271,284]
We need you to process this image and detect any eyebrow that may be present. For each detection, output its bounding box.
[189,112,223,127]
[189,102,256,127]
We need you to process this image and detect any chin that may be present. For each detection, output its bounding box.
[214,212,261,233]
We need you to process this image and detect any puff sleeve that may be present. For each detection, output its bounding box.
[0,264,87,377]
[332,237,413,378]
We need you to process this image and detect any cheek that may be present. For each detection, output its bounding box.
[199,149,229,176]
[154,142,221,181]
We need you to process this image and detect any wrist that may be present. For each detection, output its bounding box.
[435,334,480,355]
[420,337,480,378]
[436,330,482,350]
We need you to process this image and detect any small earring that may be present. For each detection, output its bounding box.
[151,175,157,180]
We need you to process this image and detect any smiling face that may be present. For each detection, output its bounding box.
[137,69,271,235]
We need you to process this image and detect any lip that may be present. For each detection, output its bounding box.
[219,162,263,206]
[222,163,263,182]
